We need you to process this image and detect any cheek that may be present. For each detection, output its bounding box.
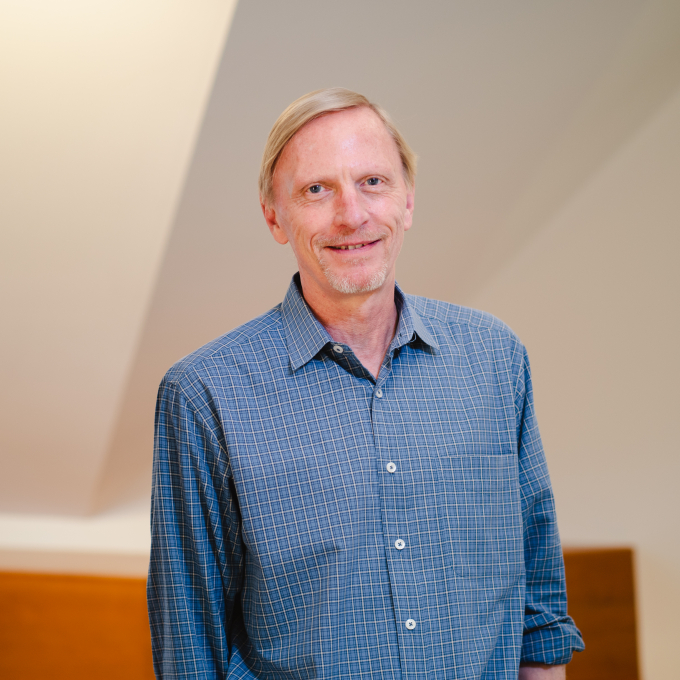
[293,212,327,245]
[289,224,320,257]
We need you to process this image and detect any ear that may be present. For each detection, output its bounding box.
[403,183,415,232]
[261,197,289,245]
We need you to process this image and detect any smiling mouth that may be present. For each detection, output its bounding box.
[328,240,379,251]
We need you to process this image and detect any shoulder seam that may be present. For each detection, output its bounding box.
[165,304,285,382]
[160,378,229,459]
[406,294,518,338]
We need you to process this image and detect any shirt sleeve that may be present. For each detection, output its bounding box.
[147,373,245,678]
[514,346,585,665]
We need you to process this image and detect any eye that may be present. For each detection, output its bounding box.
[308,184,322,194]
[365,177,381,186]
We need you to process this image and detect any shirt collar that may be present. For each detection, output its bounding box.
[391,282,438,353]
[282,273,438,372]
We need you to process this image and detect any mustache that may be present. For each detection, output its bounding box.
[315,232,384,248]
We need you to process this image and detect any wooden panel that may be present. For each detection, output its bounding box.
[0,571,154,680]
[564,547,639,680]
[1,548,639,679]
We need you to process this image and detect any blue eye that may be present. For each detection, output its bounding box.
[309,184,322,194]
[366,177,380,186]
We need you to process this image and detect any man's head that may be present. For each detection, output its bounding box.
[260,88,416,300]
[259,88,416,206]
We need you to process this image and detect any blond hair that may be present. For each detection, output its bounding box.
[259,87,417,205]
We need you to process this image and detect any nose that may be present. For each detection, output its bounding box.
[333,185,369,230]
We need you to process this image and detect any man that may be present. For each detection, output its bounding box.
[148,88,584,679]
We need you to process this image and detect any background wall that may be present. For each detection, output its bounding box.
[469,87,680,680]
[0,0,238,515]
[1,1,678,677]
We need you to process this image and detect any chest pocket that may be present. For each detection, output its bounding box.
[437,454,523,581]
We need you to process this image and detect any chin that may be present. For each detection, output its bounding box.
[322,263,390,295]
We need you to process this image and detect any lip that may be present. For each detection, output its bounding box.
[326,239,381,251]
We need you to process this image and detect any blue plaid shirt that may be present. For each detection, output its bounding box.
[148,275,583,679]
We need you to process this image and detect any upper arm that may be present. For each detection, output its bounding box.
[148,375,244,678]
[512,345,585,665]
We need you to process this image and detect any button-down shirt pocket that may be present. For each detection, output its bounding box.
[437,453,523,585]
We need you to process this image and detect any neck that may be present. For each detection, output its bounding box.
[298,273,398,379]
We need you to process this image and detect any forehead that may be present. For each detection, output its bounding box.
[276,107,401,181]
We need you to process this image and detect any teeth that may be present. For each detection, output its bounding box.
[338,243,364,250]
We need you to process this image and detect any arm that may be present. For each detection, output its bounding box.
[514,346,584,668]
[147,375,244,678]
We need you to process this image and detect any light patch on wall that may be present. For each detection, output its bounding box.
[0,0,239,514]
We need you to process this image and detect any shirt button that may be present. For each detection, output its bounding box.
[395,539,405,550]
[333,345,343,354]
[375,389,383,398]
[405,619,416,630]
[386,462,396,473]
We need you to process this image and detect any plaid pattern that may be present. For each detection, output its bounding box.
[148,275,583,679]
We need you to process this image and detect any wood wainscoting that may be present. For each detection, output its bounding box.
[0,571,154,680]
[0,547,639,679]
[563,547,640,680]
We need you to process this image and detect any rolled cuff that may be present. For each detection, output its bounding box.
[521,613,585,665]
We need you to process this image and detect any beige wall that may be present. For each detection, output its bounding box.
[0,0,237,514]
[469,86,680,680]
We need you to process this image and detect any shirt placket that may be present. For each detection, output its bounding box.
[371,351,428,680]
